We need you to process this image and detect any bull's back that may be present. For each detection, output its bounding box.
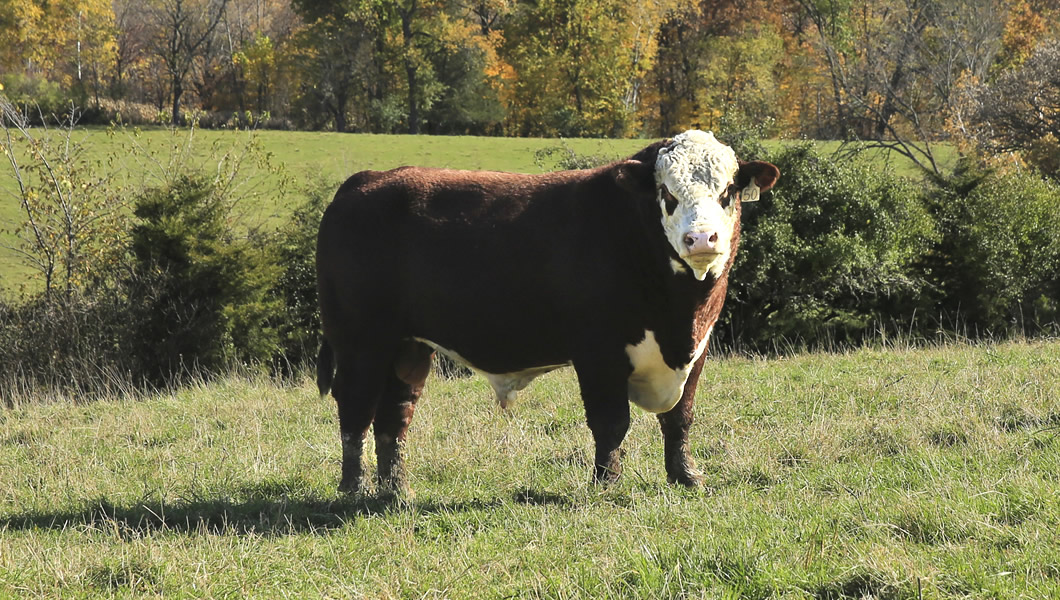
[320,168,579,284]
[317,167,630,371]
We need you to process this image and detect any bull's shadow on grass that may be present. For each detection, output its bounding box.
[0,482,511,536]
[512,486,574,507]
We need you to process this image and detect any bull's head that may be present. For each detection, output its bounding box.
[654,130,779,281]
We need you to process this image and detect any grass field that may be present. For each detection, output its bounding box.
[0,127,958,291]
[2,339,1057,598]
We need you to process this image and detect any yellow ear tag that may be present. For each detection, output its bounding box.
[742,182,761,203]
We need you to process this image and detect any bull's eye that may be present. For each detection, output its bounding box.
[661,186,678,216]
[720,184,739,209]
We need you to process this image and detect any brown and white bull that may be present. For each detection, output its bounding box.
[316,130,779,496]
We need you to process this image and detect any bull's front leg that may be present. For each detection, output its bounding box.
[657,352,707,487]
[575,355,632,485]
[586,398,631,485]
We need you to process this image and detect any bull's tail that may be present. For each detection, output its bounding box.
[317,338,335,398]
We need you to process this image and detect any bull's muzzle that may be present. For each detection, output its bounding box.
[683,231,720,255]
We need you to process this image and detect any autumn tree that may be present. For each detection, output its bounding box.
[463,0,512,34]
[289,0,503,134]
[288,0,374,132]
[71,0,118,108]
[419,8,507,134]
[648,7,703,136]
[695,18,787,134]
[797,0,1005,173]
[222,1,298,116]
[145,0,231,125]
[967,39,1060,175]
[502,0,662,136]
[351,0,444,135]
[994,0,1055,69]
[350,0,505,134]
[111,0,146,99]
[643,0,812,138]
[0,0,68,76]
[0,0,117,114]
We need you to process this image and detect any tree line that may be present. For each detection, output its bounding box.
[1,0,1059,174]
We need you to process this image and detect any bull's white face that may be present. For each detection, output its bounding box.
[655,130,756,281]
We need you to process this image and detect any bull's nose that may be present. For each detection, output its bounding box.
[683,231,720,254]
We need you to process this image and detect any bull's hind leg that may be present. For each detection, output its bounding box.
[657,353,707,487]
[374,340,434,497]
[332,351,390,494]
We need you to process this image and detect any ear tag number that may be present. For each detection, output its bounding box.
[742,183,761,203]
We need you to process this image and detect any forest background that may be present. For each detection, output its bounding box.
[1,0,1059,175]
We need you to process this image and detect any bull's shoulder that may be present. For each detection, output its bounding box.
[334,169,390,196]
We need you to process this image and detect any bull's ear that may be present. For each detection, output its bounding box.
[735,161,780,202]
[613,159,656,194]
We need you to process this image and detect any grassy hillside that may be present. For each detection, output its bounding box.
[2,339,1057,598]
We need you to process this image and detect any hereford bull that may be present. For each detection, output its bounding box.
[316,130,779,496]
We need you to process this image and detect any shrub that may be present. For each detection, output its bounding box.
[0,74,73,123]
[1,95,131,300]
[533,143,617,171]
[271,179,334,370]
[126,174,283,384]
[94,98,163,126]
[0,288,134,404]
[929,163,1060,333]
[720,144,939,349]
[0,121,306,397]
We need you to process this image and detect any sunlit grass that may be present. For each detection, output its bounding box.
[2,339,1057,597]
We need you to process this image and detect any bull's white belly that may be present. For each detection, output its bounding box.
[624,330,710,413]
[413,338,566,408]
[415,329,709,413]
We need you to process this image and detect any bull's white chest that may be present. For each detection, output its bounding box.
[625,330,710,413]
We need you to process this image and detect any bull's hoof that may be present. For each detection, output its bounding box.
[667,468,705,488]
[376,475,415,505]
[592,447,625,485]
[593,472,621,487]
[338,476,364,495]
[377,485,415,504]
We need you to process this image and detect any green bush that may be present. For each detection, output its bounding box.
[929,162,1060,334]
[720,144,939,349]
[0,289,133,404]
[0,74,77,123]
[270,179,334,370]
[127,174,282,384]
[533,143,617,171]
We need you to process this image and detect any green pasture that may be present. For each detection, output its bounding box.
[1,339,1057,597]
[0,128,958,292]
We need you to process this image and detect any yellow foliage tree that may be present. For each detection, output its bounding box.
[501,0,680,137]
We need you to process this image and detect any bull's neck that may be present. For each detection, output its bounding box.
[647,214,739,368]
